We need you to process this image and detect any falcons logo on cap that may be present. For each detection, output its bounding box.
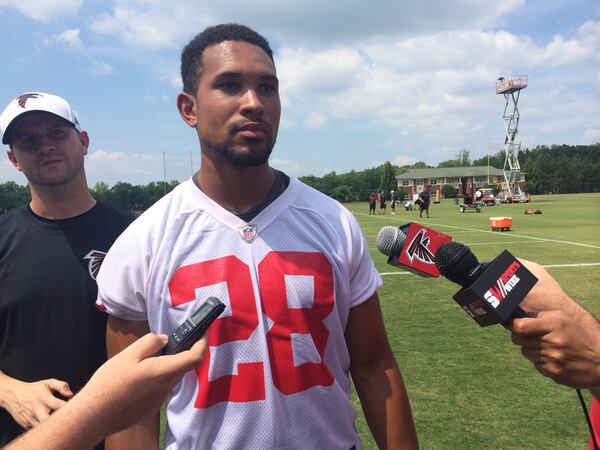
[83,250,107,280]
[16,93,41,108]
[405,229,435,264]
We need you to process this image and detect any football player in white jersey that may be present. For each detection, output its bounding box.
[97,24,418,449]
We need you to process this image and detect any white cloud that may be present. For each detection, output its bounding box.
[85,0,525,50]
[46,28,84,49]
[270,158,303,176]
[392,155,418,166]
[0,0,527,49]
[86,150,174,186]
[583,128,600,142]
[304,112,328,129]
[0,0,83,21]
[280,116,297,129]
[90,4,212,49]
[159,75,182,90]
[276,22,600,156]
[278,47,363,95]
[90,60,113,75]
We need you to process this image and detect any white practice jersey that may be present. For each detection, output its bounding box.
[97,177,382,449]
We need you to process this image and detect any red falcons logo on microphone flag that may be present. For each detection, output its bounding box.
[398,223,452,277]
[405,229,435,263]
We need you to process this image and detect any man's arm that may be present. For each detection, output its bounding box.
[508,259,600,396]
[5,333,206,450]
[0,371,73,430]
[345,293,418,449]
[104,316,159,450]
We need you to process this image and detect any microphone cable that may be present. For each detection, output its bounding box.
[577,388,599,450]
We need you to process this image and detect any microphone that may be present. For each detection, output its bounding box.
[434,241,538,326]
[375,226,407,257]
[376,222,452,277]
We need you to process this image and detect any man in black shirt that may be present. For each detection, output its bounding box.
[418,190,430,218]
[0,92,134,447]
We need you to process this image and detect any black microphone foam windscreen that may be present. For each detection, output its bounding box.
[434,241,480,286]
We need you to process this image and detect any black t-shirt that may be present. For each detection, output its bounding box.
[0,201,134,446]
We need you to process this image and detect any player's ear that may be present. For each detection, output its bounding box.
[6,148,22,171]
[78,131,90,155]
[177,92,198,128]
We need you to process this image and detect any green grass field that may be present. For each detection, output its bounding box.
[348,192,600,449]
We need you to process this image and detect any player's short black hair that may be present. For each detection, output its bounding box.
[181,23,274,95]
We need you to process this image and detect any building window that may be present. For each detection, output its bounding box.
[474,177,486,186]
[402,180,411,187]
[416,179,424,186]
[429,178,438,185]
[445,177,458,184]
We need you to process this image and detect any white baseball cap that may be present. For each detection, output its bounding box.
[0,92,81,145]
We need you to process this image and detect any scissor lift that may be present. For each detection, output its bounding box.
[496,75,527,201]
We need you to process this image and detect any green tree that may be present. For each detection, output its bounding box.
[441,184,457,198]
[457,148,471,167]
[90,181,111,203]
[331,185,354,202]
[0,181,30,213]
[379,161,396,194]
[437,159,460,168]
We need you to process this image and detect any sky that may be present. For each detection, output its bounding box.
[0,0,599,187]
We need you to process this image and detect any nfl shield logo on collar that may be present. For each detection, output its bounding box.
[238,223,258,243]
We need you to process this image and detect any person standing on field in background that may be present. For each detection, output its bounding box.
[97,23,418,450]
[369,192,377,214]
[418,190,430,218]
[0,92,134,448]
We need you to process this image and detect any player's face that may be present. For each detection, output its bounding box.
[7,114,88,188]
[184,40,280,167]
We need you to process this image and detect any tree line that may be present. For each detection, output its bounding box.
[0,143,597,213]
[298,143,600,200]
[0,180,180,214]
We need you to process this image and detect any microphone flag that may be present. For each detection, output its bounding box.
[452,250,538,326]
[388,222,452,277]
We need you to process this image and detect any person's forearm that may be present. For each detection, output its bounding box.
[353,361,418,449]
[4,395,103,450]
[105,414,159,450]
[105,316,158,450]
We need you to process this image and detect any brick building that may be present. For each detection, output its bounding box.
[395,166,523,198]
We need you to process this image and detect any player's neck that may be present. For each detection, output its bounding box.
[28,178,97,220]
[196,160,275,213]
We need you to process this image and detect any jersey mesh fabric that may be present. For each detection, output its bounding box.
[97,177,382,449]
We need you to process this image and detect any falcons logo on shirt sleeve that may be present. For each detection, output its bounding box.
[83,250,107,280]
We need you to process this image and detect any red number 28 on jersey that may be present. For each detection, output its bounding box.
[168,251,335,407]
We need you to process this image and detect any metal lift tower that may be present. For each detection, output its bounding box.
[496,74,527,201]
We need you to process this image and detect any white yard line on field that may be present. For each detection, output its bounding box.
[380,262,600,276]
